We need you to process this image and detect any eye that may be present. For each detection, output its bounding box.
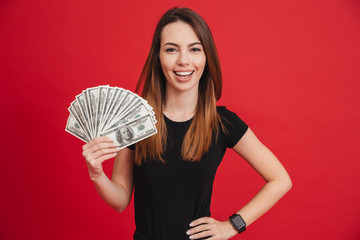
[190,48,202,52]
[165,48,177,52]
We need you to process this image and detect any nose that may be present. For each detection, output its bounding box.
[177,52,189,65]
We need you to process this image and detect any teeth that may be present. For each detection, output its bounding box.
[175,71,193,76]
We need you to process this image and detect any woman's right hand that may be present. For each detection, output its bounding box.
[82,137,119,180]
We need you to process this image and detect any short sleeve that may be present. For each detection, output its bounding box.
[218,106,248,148]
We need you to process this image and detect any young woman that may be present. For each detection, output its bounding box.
[82,7,292,240]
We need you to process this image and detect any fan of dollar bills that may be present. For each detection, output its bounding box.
[65,85,157,149]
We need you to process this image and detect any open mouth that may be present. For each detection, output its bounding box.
[174,71,194,78]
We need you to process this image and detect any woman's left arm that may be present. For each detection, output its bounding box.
[229,127,292,226]
[188,128,292,240]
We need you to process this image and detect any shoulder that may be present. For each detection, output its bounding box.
[216,106,249,148]
[217,105,234,116]
[217,106,245,123]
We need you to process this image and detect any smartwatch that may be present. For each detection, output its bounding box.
[229,213,246,233]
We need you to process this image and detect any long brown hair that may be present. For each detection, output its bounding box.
[135,7,222,165]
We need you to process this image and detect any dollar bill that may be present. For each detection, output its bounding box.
[105,101,156,131]
[96,85,109,135]
[66,86,157,144]
[75,92,92,137]
[83,90,94,137]
[99,87,116,130]
[65,114,89,142]
[102,88,126,130]
[69,101,92,140]
[86,87,100,137]
[100,114,157,149]
[99,88,123,133]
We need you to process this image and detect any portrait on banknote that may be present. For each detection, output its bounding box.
[116,126,134,144]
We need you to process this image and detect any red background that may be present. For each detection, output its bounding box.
[1,0,359,239]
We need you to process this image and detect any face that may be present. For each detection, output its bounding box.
[119,127,132,141]
[159,21,206,95]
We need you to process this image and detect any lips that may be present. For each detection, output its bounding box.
[173,71,194,81]
[174,71,194,76]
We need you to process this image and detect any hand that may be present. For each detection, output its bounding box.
[187,217,237,240]
[82,137,119,180]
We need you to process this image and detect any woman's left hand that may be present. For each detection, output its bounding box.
[186,217,237,240]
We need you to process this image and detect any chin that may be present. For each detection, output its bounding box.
[173,82,199,93]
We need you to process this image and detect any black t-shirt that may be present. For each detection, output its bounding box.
[130,106,248,240]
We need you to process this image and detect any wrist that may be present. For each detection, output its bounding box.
[225,219,239,238]
[228,213,247,234]
[89,170,105,182]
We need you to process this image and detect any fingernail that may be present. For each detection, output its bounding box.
[186,230,191,235]
[189,222,194,227]
[189,236,194,239]
[115,147,121,150]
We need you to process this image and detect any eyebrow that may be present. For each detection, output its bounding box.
[163,42,202,47]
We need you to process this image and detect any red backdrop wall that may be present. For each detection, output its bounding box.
[1,0,359,239]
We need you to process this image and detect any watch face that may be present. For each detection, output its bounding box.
[230,214,246,233]
[232,215,246,229]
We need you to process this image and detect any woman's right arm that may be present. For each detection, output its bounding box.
[82,137,134,212]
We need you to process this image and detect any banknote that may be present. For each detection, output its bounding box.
[99,87,116,132]
[106,101,156,131]
[65,114,89,142]
[75,92,92,138]
[86,87,99,137]
[68,101,92,140]
[96,85,109,135]
[100,114,157,149]
[65,86,157,146]
[99,88,123,133]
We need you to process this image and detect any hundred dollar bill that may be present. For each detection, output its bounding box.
[99,87,116,131]
[83,90,94,137]
[65,114,89,142]
[118,98,142,119]
[75,92,92,137]
[100,114,157,149]
[69,101,92,140]
[100,89,131,133]
[85,87,100,137]
[66,85,157,143]
[99,88,123,133]
[102,88,127,129]
[106,90,134,126]
[105,101,156,132]
[96,85,109,136]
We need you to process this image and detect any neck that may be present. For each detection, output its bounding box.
[163,87,198,122]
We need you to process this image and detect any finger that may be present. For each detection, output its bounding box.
[89,142,119,153]
[96,152,119,163]
[187,223,211,235]
[189,217,214,227]
[83,142,118,159]
[89,147,120,161]
[83,137,114,150]
[84,145,120,163]
[87,152,118,168]
[189,229,212,239]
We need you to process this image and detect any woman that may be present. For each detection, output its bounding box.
[82,7,292,240]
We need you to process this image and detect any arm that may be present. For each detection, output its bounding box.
[82,137,134,212]
[188,128,292,239]
[230,128,292,226]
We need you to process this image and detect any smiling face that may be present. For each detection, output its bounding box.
[159,21,206,96]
